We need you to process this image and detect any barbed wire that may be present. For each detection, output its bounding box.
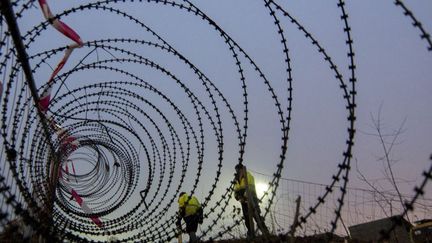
[0,0,430,242]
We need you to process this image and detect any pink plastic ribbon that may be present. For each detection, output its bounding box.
[38,1,101,228]
[38,0,83,44]
[71,189,103,228]
[51,117,102,228]
[60,162,103,228]
[37,0,83,113]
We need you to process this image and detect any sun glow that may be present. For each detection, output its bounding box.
[255,182,269,198]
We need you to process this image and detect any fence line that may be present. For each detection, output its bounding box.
[250,170,432,236]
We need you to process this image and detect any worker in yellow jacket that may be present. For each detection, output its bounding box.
[177,192,203,242]
[234,164,269,238]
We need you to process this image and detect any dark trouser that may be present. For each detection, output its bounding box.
[240,196,270,237]
[184,214,199,242]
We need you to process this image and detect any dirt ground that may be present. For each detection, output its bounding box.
[202,233,360,243]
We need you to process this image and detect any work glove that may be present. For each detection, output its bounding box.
[234,189,246,201]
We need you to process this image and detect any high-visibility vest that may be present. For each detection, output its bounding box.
[178,194,201,217]
[234,171,255,193]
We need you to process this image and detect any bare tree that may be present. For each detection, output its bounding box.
[356,105,410,221]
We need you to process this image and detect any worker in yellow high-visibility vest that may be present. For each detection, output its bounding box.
[234,164,269,239]
[177,192,203,243]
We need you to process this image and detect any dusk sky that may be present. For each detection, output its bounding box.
[22,0,431,193]
[3,0,431,241]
